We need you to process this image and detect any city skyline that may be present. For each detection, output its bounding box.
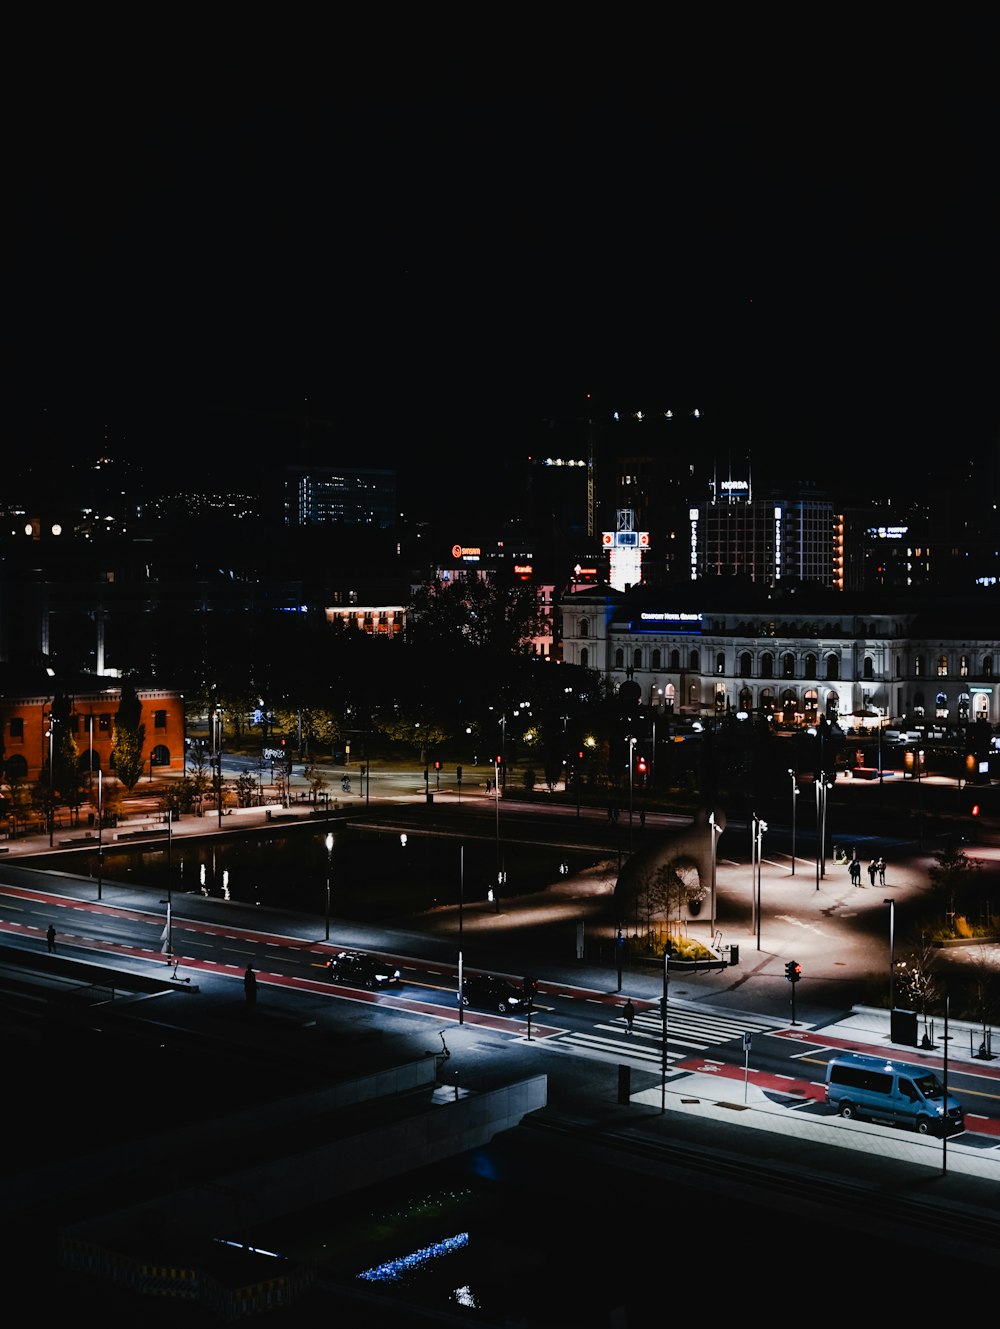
[6,25,998,521]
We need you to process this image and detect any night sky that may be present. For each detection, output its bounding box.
[6,21,998,517]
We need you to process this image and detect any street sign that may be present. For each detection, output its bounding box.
[742,1031,752,1050]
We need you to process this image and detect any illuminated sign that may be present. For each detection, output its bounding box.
[513,564,532,575]
[633,611,703,634]
[720,480,749,492]
[451,544,481,559]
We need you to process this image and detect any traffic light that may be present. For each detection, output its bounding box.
[784,960,802,984]
[495,755,503,766]
[636,756,648,775]
[578,750,584,761]
[434,760,441,770]
[456,765,463,782]
[970,802,981,818]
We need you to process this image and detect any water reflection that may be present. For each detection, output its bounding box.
[40,823,600,924]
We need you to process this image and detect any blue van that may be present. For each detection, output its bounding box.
[825,1052,964,1136]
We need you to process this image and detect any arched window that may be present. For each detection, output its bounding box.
[663,683,676,712]
[4,754,28,781]
[716,651,726,675]
[782,653,795,679]
[957,693,970,722]
[580,647,589,668]
[739,651,752,676]
[688,683,699,707]
[759,688,774,715]
[803,688,818,721]
[914,654,924,677]
[690,650,700,672]
[805,653,817,677]
[780,689,797,721]
[670,649,681,669]
[579,618,590,638]
[960,655,969,677]
[633,648,642,669]
[739,686,752,712]
[826,654,839,681]
[937,655,948,677]
[615,648,624,669]
[715,686,726,711]
[984,656,993,678]
[651,648,661,669]
[760,653,773,679]
[863,657,874,679]
[826,690,840,720]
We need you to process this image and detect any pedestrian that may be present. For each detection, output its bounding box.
[868,860,878,887]
[639,808,646,830]
[46,923,56,953]
[849,856,861,886]
[244,964,257,1008]
[623,999,635,1034]
[877,856,887,887]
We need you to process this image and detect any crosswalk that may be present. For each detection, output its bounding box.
[548,1004,781,1070]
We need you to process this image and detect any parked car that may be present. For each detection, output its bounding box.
[459,974,533,1013]
[325,951,401,989]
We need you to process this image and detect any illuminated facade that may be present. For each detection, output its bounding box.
[560,584,1000,730]
[690,486,840,588]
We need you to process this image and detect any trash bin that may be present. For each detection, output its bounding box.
[617,1064,631,1104]
[265,810,272,822]
[728,944,740,966]
[426,792,434,805]
[890,1008,918,1047]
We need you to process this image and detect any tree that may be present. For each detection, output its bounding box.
[112,683,147,791]
[928,841,981,925]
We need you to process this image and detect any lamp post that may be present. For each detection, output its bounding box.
[814,773,829,890]
[627,736,636,854]
[493,755,501,912]
[97,768,103,902]
[324,831,333,941]
[458,844,465,1026]
[788,769,798,875]
[709,811,722,933]
[46,712,56,848]
[753,815,767,950]
[660,947,669,1115]
[884,896,895,1011]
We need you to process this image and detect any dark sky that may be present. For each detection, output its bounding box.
[5,21,998,515]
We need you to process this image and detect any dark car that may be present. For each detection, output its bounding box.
[459,974,533,1014]
[325,951,401,989]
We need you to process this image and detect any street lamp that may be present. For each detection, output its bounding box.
[660,946,669,1115]
[97,768,103,902]
[46,711,56,848]
[814,773,829,890]
[458,844,465,1026]
[885,897,895,1011]
[753,815,767,950]
[788,769,799,875]
[709,811,722,932]
[324,831,333,941]
[627,736,636,854]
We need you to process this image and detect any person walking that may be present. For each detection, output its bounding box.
[877,856,887,887]
[46,923,56,953]
[849,856,861,887]
[244,964,257,1008]
[868,859,878,887]
[623,999,635,1034]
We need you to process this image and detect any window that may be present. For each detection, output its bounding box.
[739,686,752,711]
[985,656,993,678]
[863,657,874,679]
[782,653,795,679]
[716,651,725,675]
[959,655,969,677]
[739,651,752,676]
[760,653,773,679]
[670,649,680,669]
[633,649,642,669]
[9,717,24,740]
[715,686,726,711]
[99,714,111,732]
[580,647,589,668]
[615,648,624,669]
[805,654,817,677]
[826,654,839,681]
[651,649,661,668]
[580,618,590,638]
[690,650,700,671]
[937,655,948,677]
[154,710,167,730]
